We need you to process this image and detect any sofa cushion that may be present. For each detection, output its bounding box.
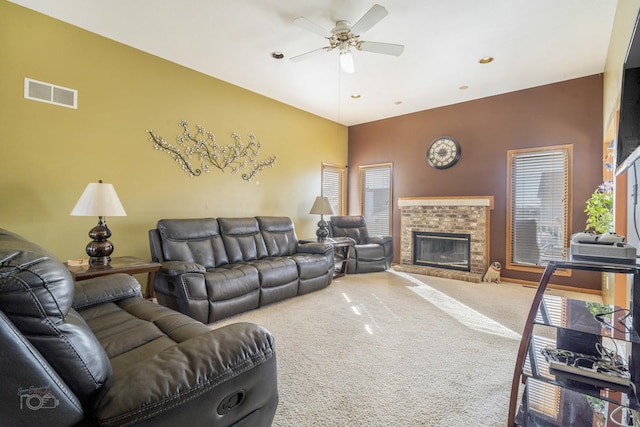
[250,258,298,288]
[256,216,299,256]
[249,258,299,305]
[291,252,333,280]
[206,265,261,301]
[0,229,112,403]
[205,265,261,322]
[78,297,214,373]
[218,218,268,262]
[157,218,229,268]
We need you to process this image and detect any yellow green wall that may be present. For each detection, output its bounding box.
[0,2,348,282]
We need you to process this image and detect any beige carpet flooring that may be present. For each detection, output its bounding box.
[214,271,575,426]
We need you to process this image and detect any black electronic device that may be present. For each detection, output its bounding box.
[616,12,640,174]
[541,347,630,388]
[616,67,640,173]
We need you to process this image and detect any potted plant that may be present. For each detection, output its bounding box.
[584,181,614,234]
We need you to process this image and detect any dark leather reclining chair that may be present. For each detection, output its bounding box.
[0,228,278,427]
[328,216,393,274]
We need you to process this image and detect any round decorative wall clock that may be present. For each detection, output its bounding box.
[427,136,461,169]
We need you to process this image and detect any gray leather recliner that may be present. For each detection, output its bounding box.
[0,228,278,427]
[328,216,393,274]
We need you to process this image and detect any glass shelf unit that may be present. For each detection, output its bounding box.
[514,377,637,427]
[508,260,640,427]
[534,294,640,344]
[521,334,638,410]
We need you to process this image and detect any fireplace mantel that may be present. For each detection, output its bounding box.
[398,196,494,209]
[396,196,494,282]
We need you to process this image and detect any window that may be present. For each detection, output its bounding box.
[359,163,393,236]
[524,336,561,421]
[321,163,346,215]
[507,145,572,272]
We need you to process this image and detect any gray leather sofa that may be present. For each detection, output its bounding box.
[0,228,278,427]
[328,216,393,273]
[149,216,335,324]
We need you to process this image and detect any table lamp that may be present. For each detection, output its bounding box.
[70,180,127,266]
[309,196,334,242]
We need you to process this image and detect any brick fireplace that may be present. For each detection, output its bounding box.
[395,196,494,282]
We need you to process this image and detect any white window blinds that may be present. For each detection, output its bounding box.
[321,164,346,216]
[508,146,571,268]
[360,163,392,236]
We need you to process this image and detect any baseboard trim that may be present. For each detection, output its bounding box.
[502,277,602,296]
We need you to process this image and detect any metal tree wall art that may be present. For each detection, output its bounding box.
[146,120,277,182]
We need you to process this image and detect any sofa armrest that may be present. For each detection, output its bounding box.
[297,242,334,256]
[73,274,142,310]
[0,311,85,427]
[93,322,278,427]
[366,235,393,269]
[367,236,392,245]
[160,260,206,276]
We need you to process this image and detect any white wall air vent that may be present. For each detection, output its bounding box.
[24,78,77,109]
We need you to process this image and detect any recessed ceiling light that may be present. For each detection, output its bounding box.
[351,94,361,99]
[394,101,402,105]
[271,52,284,60]
[459,85,469,90]
[479,56,494,64]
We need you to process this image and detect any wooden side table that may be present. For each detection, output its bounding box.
[300,237,355,279]
[65,256,161,299]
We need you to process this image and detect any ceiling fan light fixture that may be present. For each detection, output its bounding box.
[340,49,355,74]
[332,20,351,35]
[291,4,402,73]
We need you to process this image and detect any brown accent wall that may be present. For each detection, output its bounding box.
[348,75,604,290]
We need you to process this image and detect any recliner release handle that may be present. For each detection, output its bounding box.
[217,390,246,414]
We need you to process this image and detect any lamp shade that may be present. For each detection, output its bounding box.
[309,196,334,215]
[70,181,127,217]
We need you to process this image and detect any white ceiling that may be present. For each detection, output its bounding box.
[10,0,618,126]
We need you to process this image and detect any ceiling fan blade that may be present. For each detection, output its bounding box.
[358,41,404,56]
[350,4,389,35]
[290,47,328,62]
[293,16,332,38]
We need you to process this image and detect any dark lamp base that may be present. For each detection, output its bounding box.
[316,218,329,242]
[85,217,114,266]
[89,256,111,266]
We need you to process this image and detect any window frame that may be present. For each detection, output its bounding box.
[321,162,347,216]
[506,145,573,274]
[359,162,393,236]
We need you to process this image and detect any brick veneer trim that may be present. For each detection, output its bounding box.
[397,197,493,282]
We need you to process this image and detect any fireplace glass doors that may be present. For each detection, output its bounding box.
[413,231,471,272]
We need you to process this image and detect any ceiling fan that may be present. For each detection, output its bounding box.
[290,4,404,74]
